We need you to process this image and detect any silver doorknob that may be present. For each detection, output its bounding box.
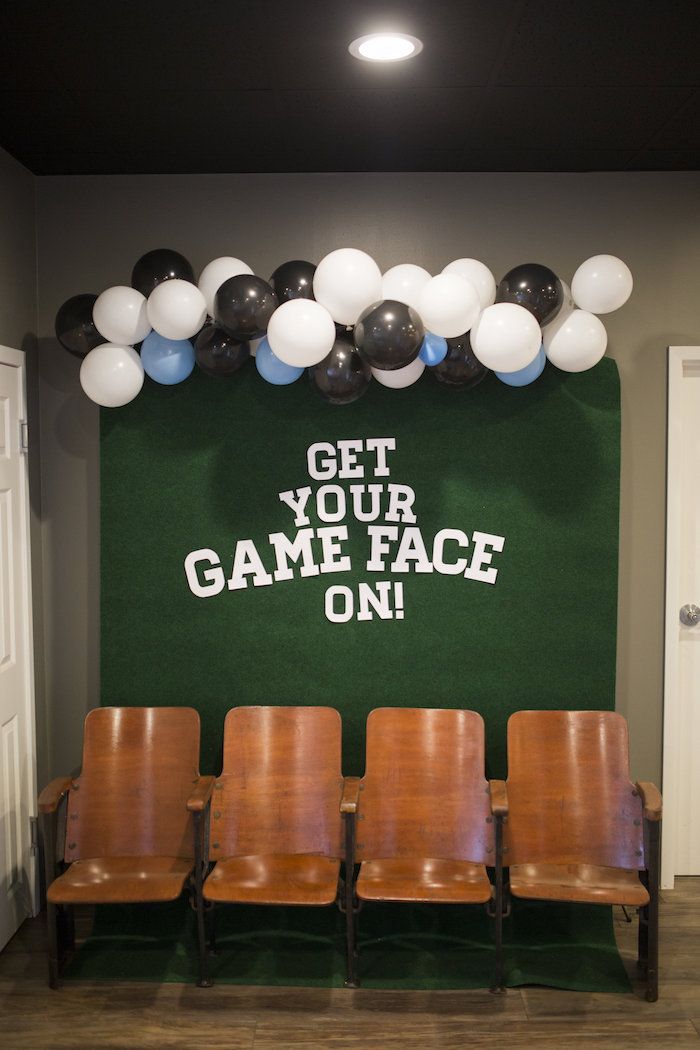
[680,604,700,626]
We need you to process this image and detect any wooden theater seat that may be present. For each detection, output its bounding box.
[343,708,503,989]
[38,706,213,988]
[497,709,662,1001]
[45,856,194,904]
[508,862,650,906]
[198,706,346,984]
[203,854,340,905]
[356,857,490,903]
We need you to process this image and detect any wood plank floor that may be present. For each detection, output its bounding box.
[1,879,699,1049]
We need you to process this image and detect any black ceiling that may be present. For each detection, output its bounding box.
[2,0,700,175]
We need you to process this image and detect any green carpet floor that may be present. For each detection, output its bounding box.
[64,896,630,993]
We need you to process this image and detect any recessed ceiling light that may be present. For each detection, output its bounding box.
[349,33,423,63]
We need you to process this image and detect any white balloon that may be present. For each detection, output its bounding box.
[313,248,382,326]
[198,256,253,316]
[381,264,431,311]
[442,259,496,310]
[248,336,263,358]
[267,299,336,367]
[571,254,633,314]
[417,273,480,339]
[543,309,608,372]
[471,303,542,372]
[93,286,151,346]
[371,357,425,389]
[79,343,144,407]
[147,279,207,340]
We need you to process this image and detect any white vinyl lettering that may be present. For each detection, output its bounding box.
[385,484,417,524]
[365,437,396,477]
[356,581,393,621]
[316,484,347,523]
[268,529,319,581]
[317,526,352,574]
[307,441,337,481]
[432,529,469,576]
[366,525,399,571]
[349,484,383,522]
[228,540,274,590]
[186,436,507,616]
[464,531,505,585]
[184,549,226,598]
[325,586,354,622]
[390,527,433,573]
[337,439,365,479]
[278,486,313,527]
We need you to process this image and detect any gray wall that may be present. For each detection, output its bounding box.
[35,171,700,783]
[0,147,47,788]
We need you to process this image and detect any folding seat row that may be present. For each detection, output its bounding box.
[39,705,661,1000]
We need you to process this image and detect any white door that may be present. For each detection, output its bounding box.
[0,346,37,950]
[662,347,700,887]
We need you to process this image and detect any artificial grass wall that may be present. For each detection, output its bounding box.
[100,357,620,777]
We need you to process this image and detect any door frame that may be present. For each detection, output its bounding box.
[0,343,38,915]
[662,345,700,889]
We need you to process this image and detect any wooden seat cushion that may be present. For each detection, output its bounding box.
[357,858,492,904]
[47,856,193,904]
[203,854,341,905]
[509,863,650,906]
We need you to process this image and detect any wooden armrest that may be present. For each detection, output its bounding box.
[187,775,216,812]
[636,781,662,822]
[38,777,73,814]
[341,777,361,814]
[489,780,508,817]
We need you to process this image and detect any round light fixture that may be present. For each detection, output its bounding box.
[349,33,423,62]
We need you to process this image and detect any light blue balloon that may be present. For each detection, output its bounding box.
[255,338,304,385]
[141,331,195,385]
[495,345,546,387]
[419,331,448,367]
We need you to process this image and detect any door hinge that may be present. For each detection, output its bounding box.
[19,419,28,455]
[29,815,38,856]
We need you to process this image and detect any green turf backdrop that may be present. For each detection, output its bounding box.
[100,356,620,779]
[94,355,624,992]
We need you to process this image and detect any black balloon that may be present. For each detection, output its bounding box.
[431,333,489,389]
[55,293,103,358]
[269,260,316,303]
[194,324,250,377]
[131,248,195,297]
[214,275,278,341]
[495,263,563,326]
[354,299,424,371]
[308,332,371,405]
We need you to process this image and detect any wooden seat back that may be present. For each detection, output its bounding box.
[505,710,645,869]
[357,708,493,864]
[64,707,201,862]
[210,706,344,861]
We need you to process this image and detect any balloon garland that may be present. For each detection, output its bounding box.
[54,248,634,408]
